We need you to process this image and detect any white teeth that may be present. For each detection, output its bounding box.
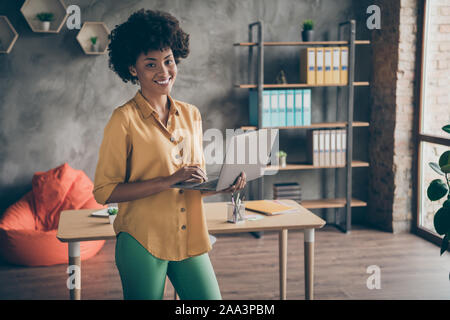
[155,78,170,85]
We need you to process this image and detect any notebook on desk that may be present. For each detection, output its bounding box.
[244,200,300,215]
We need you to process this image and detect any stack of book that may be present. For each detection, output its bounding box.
[307,129,347,167]
[273,182,302,203]
[249,89,311,128]
[300,47,348,85]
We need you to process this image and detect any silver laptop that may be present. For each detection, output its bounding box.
[170,129,278,191]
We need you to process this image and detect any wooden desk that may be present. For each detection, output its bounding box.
[57,200,325,300]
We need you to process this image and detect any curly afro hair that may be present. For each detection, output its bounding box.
[108,9,190,84]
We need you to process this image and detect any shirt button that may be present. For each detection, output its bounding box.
[180,207,186,212]
[170,136,175,142]
[179,189,184,194]
[181,225,186,230]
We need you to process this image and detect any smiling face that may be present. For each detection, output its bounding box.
[129,48,177,96]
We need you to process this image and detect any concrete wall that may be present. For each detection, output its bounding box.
[0,0,370,225]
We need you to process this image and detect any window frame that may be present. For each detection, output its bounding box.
[415,0,450,245]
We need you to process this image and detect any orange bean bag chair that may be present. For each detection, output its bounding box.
[0,163,107,266]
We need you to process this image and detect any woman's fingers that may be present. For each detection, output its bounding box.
[186,165,207,181]
[240,172,247,189]
[196,168,207,181]
[233,172,246,190]
[191,174,204,181]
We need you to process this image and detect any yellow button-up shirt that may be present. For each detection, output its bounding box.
[93,90,211,261]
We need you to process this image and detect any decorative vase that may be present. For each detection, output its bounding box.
[109,214,116,225]
[91,43,99,52]
[41,21,50,31]
[302,30,314,42]
[279,156,287,168]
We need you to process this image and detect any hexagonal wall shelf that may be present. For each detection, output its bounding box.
[76,22,110,55]
[0,16,18,54]
[21,0,68,33]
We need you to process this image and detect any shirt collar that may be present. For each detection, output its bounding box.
[133,90,180,119]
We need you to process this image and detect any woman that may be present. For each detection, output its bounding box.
[93,9,246,300]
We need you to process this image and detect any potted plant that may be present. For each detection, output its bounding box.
[426,124,450,255]
[302,19,314,42]
[90,36,99,52]
[277,150,287,168]
[108,207,118,224]
[276,70,287,84]
[36,12,54,31]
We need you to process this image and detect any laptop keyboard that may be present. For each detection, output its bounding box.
[198,179,218,188]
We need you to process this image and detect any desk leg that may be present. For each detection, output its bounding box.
[304,229,314,300]
[279,229,288,300]
[68,242,81,300]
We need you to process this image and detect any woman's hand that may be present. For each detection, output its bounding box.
[201,171,247,196]
[222,171,246,193]
[169,165,207,185]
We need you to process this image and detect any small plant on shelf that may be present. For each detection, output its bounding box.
[108,207,118,224]
[90,36,99,52]
[36,12,54,31]
[302,19,315,42]
[276,70,287,84]
[427,124,450,255]
[277,150,287,167]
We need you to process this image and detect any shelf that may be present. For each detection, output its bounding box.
[265,160,369,171]
[240,20,369,233]
[241,122,369,131]
[234,40,370,46]
[236,82,369,89]
[76,22,110,55]
[20,0,68,33]
[0,16,18,54]
[301,198,367,209]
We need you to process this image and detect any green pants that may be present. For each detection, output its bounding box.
[115,231,222,300]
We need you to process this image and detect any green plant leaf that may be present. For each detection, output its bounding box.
[427,179,448,201]
[107,208,118,215]
[303,19,314,31]
[36,12,54,22]
[439,151,450,173]
[444,199,450,208]
[434,207,450,235]
[429,162,445,176]
[440,234,449,256]
[442,125,450,134]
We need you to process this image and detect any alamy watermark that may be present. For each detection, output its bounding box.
[367,5,381,30]
[366,265,381,290]
[170,126,280,175]
[66,5,81,30]
[67,265,81,290]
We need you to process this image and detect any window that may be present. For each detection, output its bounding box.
[416,0,450,242]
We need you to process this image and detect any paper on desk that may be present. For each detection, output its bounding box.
[245,214,264,221]
[91,208,109,217]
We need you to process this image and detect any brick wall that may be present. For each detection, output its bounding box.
[392,0,419,232]
[368,0,419,233]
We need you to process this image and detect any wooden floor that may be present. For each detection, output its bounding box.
[0,225,449,300]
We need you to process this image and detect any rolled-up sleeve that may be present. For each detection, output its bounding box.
[194,108,206,173]
[93,108,131,205]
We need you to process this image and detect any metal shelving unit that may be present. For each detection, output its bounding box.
[235,20,370,233]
